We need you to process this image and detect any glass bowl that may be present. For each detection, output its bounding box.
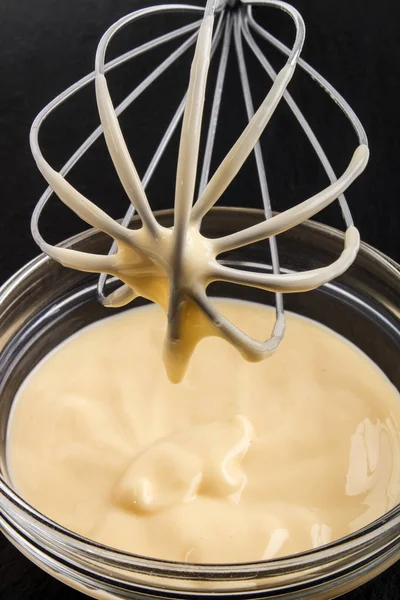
[0,207,399,600]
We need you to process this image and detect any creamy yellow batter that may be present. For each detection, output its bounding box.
[7,299,400,563]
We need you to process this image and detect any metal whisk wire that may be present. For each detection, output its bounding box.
[29,0,369,379]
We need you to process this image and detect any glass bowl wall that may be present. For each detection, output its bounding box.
[0,208,399,600]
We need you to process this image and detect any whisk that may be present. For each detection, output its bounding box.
[29,0,369,381]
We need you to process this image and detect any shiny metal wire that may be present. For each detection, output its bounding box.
[30,0,368,356]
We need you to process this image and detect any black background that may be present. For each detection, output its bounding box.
[0,0,399,598]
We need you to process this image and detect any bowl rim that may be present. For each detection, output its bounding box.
[0,208,399,302]
[1,207,399,580]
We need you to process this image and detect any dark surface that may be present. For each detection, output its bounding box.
[0,0,399,598]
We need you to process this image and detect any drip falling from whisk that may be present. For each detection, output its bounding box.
[29,0,369,382]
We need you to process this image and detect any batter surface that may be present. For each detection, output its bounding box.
[7,299,400,563]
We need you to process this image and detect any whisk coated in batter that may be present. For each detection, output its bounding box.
[29,0,369,381]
